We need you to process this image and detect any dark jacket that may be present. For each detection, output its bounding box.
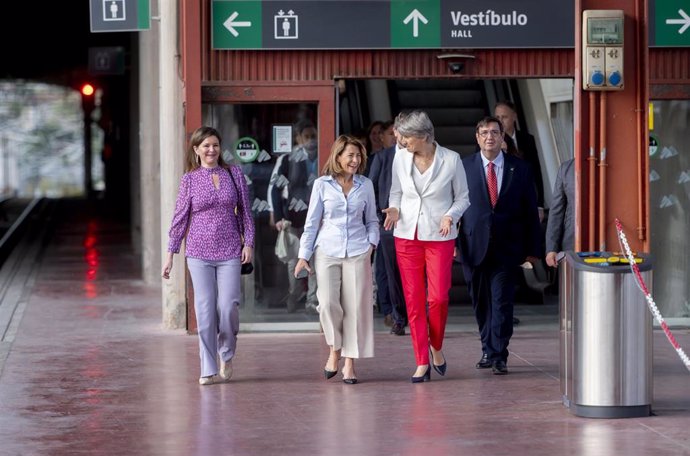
[545,158,575,253]
[505,130,545,208]
[458,151,542,267]
[367,145,397,222]
[270,148,316,229]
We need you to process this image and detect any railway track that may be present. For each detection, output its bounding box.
[0,198,57,374]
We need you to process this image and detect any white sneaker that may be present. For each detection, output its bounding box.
[198,375,216,386]
[220,359,233,381]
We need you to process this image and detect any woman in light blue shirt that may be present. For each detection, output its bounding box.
[295,135,379,384]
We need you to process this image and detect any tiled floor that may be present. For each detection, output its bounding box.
[0,199,689,456]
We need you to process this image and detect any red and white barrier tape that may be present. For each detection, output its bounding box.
[614,218,690,372]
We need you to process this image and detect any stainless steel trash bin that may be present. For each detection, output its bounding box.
[560,251,653,418]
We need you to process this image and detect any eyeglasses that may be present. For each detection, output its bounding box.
[478,129,502,138]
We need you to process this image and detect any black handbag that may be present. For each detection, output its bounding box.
[227,166,253,275]
[240,262,254,275]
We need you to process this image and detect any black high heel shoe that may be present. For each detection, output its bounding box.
[324,355,339,380]
[342,361,357,384]
[430,349,447,376]
[411,364,431,383]
[324,369,337,380]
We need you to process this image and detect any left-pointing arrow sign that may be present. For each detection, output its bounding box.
[224,11,252,37]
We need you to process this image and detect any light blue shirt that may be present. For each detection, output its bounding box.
[298,174,379,261]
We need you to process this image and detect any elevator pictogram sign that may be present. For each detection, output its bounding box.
[90,0,150,32]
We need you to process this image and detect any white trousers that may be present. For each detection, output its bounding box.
[187,257,241,377]
[314,247,374,359]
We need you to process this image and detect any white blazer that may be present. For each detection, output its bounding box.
[388,143,470,241]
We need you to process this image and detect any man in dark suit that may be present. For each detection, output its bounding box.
[457,116,542,375]
[545,158,575,267]
[494,100,545,209]
[368,122,408,335]
[269,119,319,314]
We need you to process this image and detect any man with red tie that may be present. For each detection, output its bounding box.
[456,116,542,375]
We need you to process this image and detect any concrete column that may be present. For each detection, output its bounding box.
[159,0,186,329]
[138,6,161,285]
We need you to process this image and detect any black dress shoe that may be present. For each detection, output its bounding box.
[492,360,508,375]
[343,377,358,384]
[475,353,492,369]
[411,365,431,383]
[390,323,405,336]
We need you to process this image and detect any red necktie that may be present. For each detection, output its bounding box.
[487,162,498,207]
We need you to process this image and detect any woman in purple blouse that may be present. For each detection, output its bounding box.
[162,126,255,386]
[294,135,379,384]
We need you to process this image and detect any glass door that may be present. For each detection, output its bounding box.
[649,100,690,320]
[203,102,321,328]
[199,82,335,329]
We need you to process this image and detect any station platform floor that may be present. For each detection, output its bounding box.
[0,198,689,456]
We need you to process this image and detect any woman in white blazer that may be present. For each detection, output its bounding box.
[383,110,470,383]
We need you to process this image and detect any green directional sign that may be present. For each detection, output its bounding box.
[211,0,573,50]
[212,1,262,49]
[391,0,440,48]
[651,1,690,47]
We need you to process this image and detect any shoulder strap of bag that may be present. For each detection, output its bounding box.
[226,166,245,238]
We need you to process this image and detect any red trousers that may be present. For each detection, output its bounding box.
[395,236,455,366]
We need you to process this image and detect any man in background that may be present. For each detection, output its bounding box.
[494,100,545,211]
[268,119,319,314]
[367,120,407,335]
[545,158,575,268]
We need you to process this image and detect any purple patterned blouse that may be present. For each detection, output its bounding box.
[167,165,255,261]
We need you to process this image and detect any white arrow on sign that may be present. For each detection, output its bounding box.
[403,9,428,38]
[224,11,252,37]
[666,9,690,35]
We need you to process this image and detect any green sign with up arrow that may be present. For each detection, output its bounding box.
[390,0,440,48]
